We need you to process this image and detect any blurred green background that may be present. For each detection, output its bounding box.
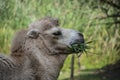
[0,0,120,80]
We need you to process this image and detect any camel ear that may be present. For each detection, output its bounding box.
[27,29,40,39]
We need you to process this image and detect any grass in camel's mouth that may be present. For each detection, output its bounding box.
[69,41,92,57]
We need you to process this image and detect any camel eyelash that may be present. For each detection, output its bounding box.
[52,31,62,36]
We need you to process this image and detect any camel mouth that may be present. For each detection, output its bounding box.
[69,41,91,54]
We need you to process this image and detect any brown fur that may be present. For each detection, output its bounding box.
[0,17,84,80]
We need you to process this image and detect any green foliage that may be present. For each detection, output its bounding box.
[69,41,92,57]
[0,0,120,79]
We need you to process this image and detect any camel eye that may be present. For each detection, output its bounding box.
[53,31,62,36]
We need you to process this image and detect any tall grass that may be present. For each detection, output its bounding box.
[0,0,120,78]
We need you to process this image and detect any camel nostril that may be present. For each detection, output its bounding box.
[70,38,84,45]
[80,38,84,43]
[78,32,83,37]
[70,32,84,45]
[78,32,84,43]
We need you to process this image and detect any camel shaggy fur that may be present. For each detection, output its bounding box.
[0,17,84,80]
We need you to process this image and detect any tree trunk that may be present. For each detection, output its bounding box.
[70,54,75,80]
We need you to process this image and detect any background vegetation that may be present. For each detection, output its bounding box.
[0,0,120,80]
